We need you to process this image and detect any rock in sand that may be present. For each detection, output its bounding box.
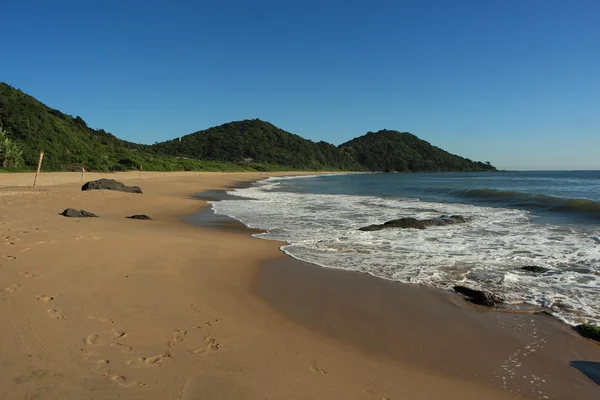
[61,208,99,218]
[81,179,142,194]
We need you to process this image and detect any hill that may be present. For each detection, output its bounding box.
[0,82,496,172]
[150,119,363,171]
[340,130,496,172]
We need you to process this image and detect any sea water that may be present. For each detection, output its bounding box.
[210,171,600,326]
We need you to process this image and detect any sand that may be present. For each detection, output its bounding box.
[1,171,598,399]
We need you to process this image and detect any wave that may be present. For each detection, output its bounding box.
[451,189,600,220]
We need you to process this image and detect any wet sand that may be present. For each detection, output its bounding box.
[256,255,600,399]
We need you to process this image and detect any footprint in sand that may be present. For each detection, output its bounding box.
[110,342,133,353]
[85,334,104,345]
[105,374,146,387]
[20,272,35,278]
[88,315,115,324]
[21,247,32,252]
[167,329,187,347]
[124,352,171,367]
[35,295,55,302]
[2,255,17,261]
[192,334,221,355]
[111,328,127,340]
[310,364,327,376]
[47,309,66,321]
[5,284,20,293]
[96,359,110,369]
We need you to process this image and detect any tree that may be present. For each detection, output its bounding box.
[0,126,24,169]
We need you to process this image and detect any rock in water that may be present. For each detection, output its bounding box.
[126,215,152,220]
[359,215,467,231]
[575,324,600,342]
[521,266,550,273]
[61,208,99,218]
[453,285,504,307]
[81,179,142,194]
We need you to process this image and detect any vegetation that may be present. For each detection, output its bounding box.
[0,82,497,173]
[339,130,497,172]
[0,126,24,168]
[151,119,363,171]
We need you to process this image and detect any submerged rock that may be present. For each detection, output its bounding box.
[126,215,152,220]
[359,215,467,231]
[521,266,551,273]
[453,285,505,307]
[61,208,99,218]
[575,324,600,342]
[82,179,142,194]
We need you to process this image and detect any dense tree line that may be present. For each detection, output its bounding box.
[150,119,364,171]
[0,82,497,173]
[339,130,497,172]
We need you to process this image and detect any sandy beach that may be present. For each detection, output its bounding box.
[1,172,598,400]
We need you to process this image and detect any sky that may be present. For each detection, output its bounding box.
[2,0,599,170]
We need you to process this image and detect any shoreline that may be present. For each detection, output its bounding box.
[0,172,597,399]
[194,183,600,399]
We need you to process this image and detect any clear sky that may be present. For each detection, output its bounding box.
[2,0,599,170]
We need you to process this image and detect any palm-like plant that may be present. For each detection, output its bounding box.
[0,126,24,168]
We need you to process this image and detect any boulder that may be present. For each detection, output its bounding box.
[453,285,504,307]
[82,179,142,194]
[359,215,467,231]
[575,324,600,342]
[521,266,550,273]
[126,215,152,220]
[61,208,99,218]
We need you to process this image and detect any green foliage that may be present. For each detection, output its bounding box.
[0,125,24,169]
[339,130,497,172]
[0,82,498,173]
[151,119,364,171]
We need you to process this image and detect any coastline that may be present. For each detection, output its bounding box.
[0,172,596,399]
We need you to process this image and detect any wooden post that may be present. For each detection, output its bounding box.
[139,164,143,180]
[33,152,44,188]
[81,167,85,182]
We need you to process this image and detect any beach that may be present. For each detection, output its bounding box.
[1,172,598,399]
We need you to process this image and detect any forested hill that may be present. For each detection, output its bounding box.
[150,120,363,170]
[0,82,143,171]
[340,130,496,172]
[0,82,496,172]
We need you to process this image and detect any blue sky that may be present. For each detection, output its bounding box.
[2,0,599,170]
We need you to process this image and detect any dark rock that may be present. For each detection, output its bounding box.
[453,285,505,307]
[61,208,99,218]
[126,215,152,220]
[359,215,467,231]
[82,179,142,194]
[575,324,600,342]
[521,265,550,273]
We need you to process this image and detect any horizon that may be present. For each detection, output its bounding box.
[2,1,599,171]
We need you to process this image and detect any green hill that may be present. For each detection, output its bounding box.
[0,82,496,172]
[340,130,496,172]
[150,119,363,171]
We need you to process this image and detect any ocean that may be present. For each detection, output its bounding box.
[210,171,600,326]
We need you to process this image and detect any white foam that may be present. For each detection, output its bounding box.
[211,178,600,326]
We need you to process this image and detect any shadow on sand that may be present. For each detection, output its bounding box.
[570,361,600,385]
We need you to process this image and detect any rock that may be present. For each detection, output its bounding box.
[359,215,467,231]
[61,208,99,218]
[126,215,152,220]
[575,324,600,342]
[521,265,550,273]
[82,179,142,194]
[453,285,504,307]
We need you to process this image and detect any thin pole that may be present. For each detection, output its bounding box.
[81,167,85,182]
[139,164,143,180]
[33,152,44,188]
